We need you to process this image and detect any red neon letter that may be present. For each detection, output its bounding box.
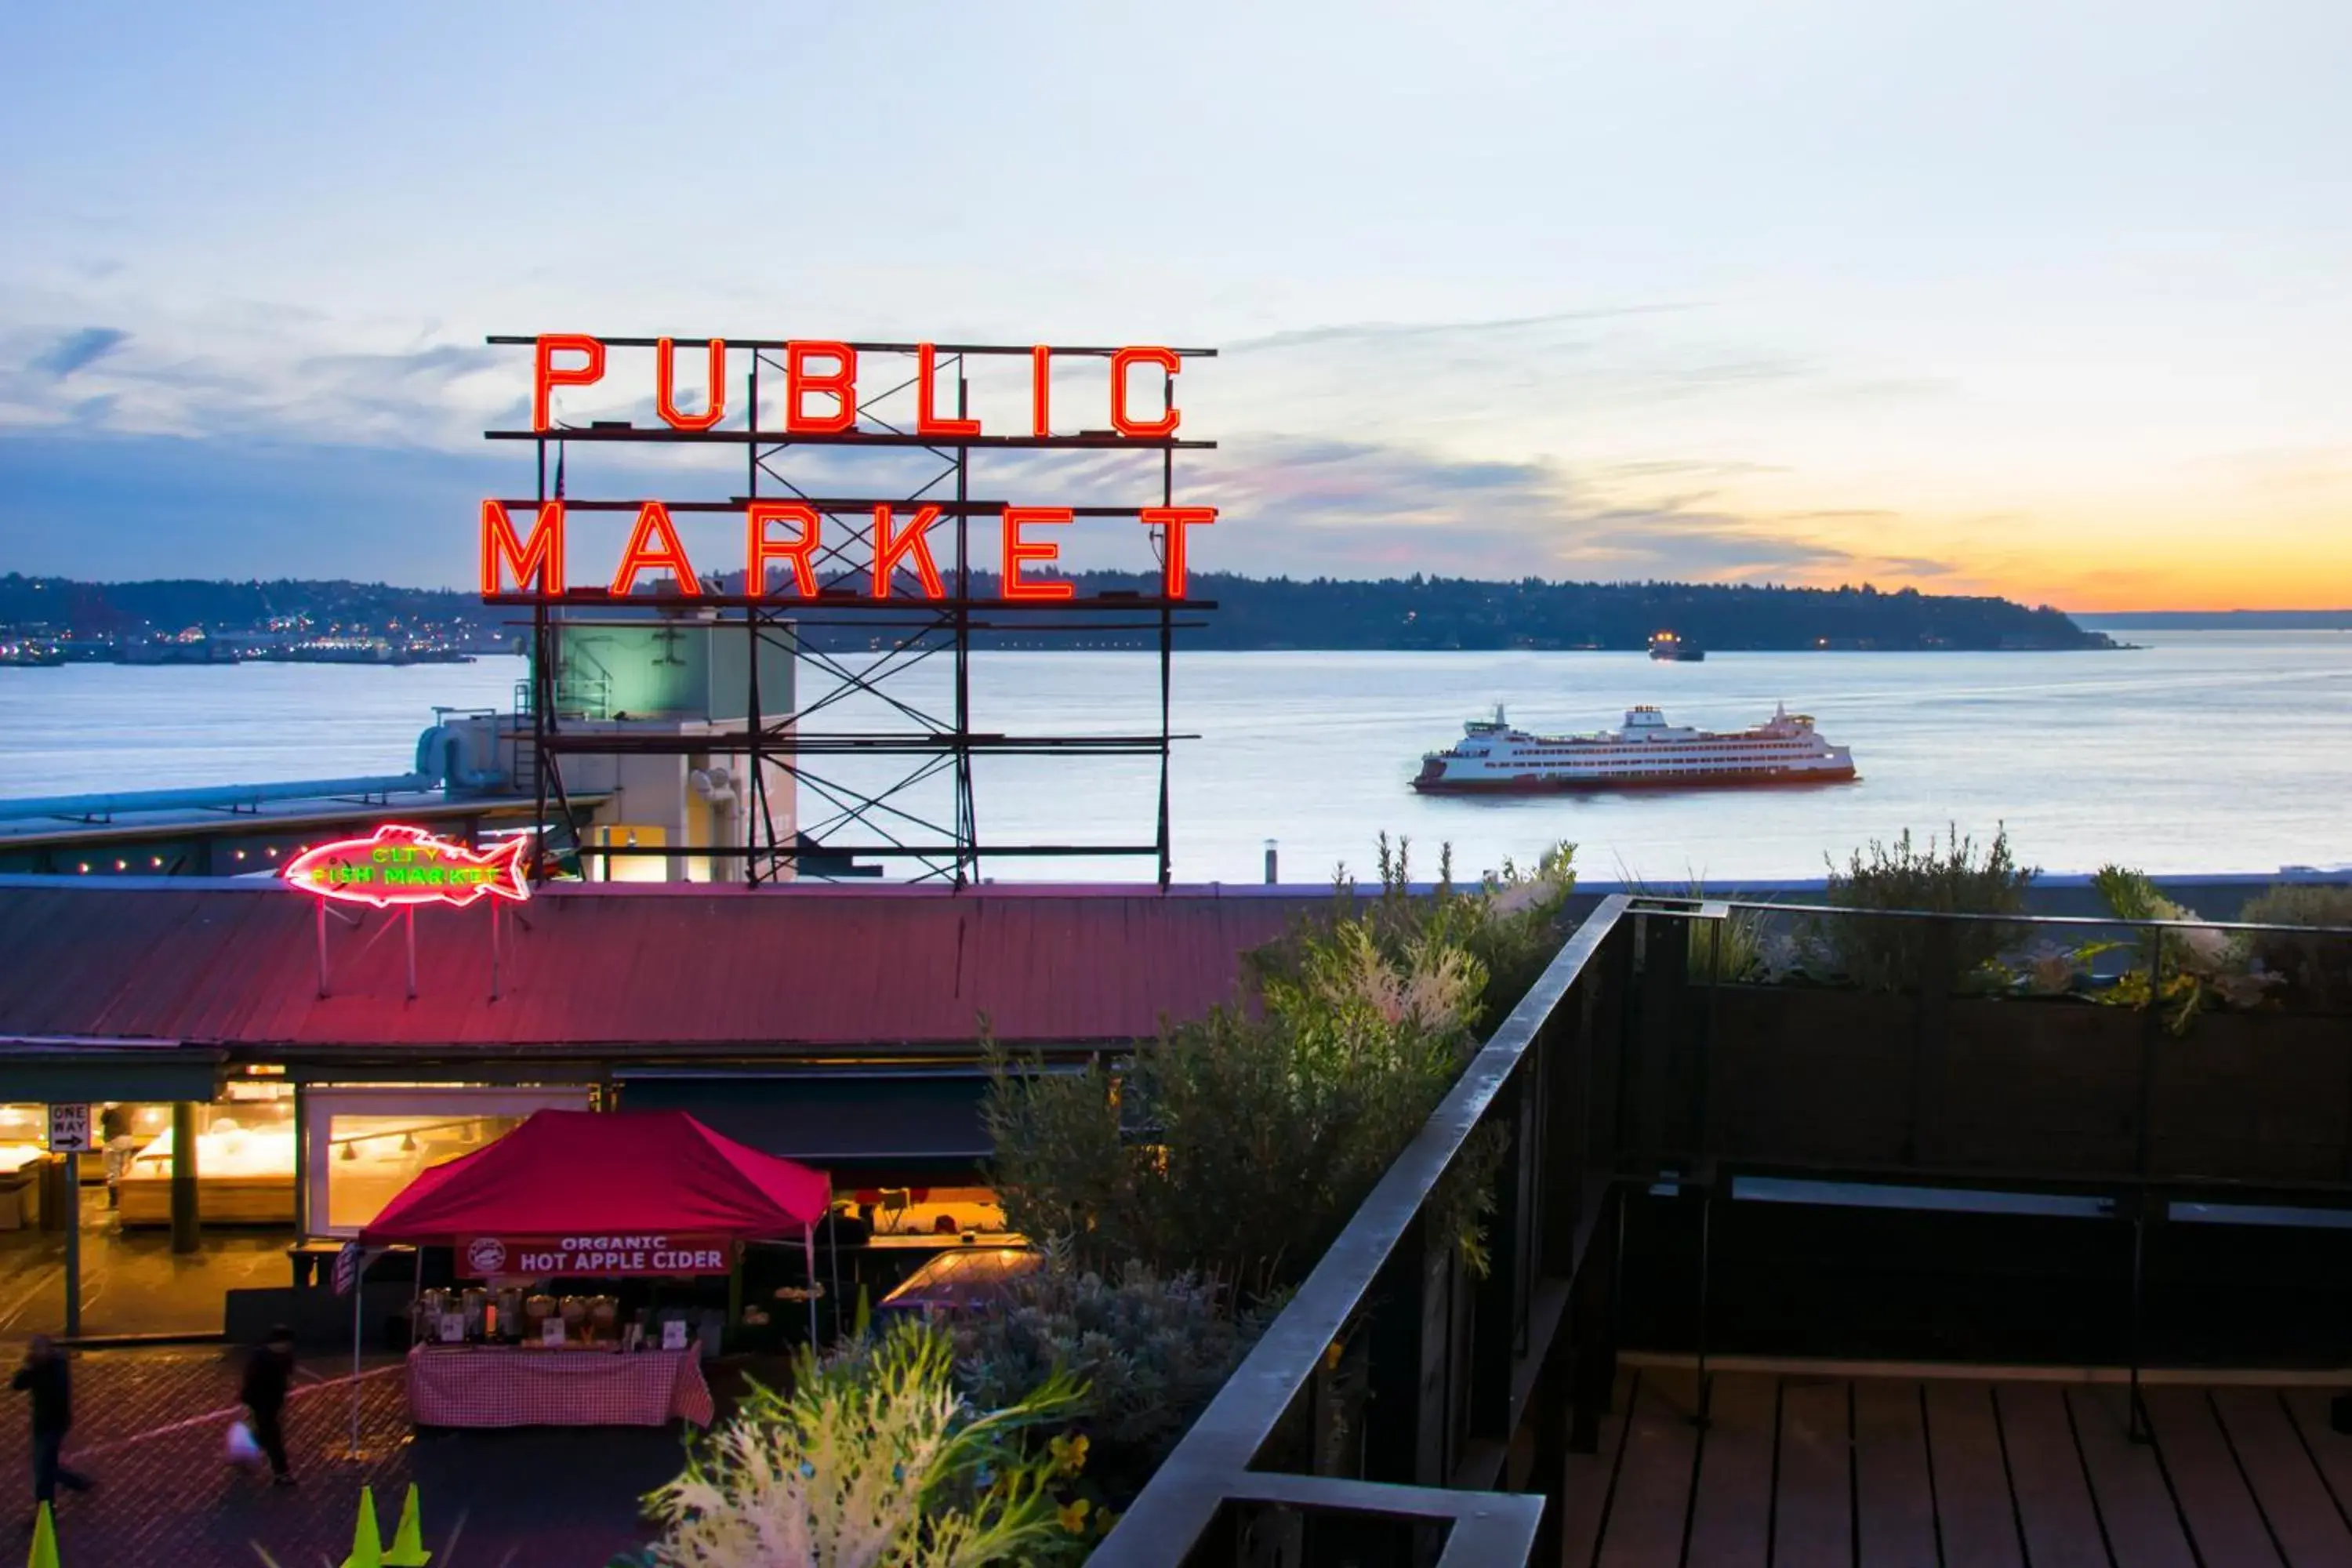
[916,343,980,437]
[655,338,727,431]
[532,335,604,431]
[1110,347,1181,438]
[610,501,702,597]
[748,502,822,598]
[871,505,946,599]
[1001,507,1075,601]
[1031,344,1051,437]
[480,499,566,596]
[786,341,858,434]
[1139,506,1215,599]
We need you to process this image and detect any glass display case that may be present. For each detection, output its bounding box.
[0,1104,51,1179]
[0,1105,51,1232]
[117,1087,297,1227]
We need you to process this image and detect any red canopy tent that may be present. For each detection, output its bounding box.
[349,1112,830,1443]
[360,1109,830,1246]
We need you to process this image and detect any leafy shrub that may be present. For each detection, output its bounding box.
[2091,866,2277,1030]
[985,837,1574,1293]
[951,1244,1282,1504]
[1246,834,1578,1031]
[1809,825,2033,990]
[983,982,1471,1292]
[2241,883,2352,1011]
[644,1317,1087,1567]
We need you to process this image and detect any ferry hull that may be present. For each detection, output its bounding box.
[1413,766,1857,795]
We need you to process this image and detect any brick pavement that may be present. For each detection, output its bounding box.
[0,1347,691,1567]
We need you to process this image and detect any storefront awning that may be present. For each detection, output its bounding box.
[359,1109,830,1247]
[611,1066,1079,1166]
[0,1038,222,1104]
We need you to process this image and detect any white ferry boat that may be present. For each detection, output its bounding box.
[1413,703,1857,793]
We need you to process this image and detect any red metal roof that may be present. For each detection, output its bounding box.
[0,880,1325,1054]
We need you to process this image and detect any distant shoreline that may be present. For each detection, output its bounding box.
[0,571,2119,655]
[2076,611,2352,631]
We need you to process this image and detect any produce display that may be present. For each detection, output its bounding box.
[118,1119,298,1226]
[414,1287,643,1350]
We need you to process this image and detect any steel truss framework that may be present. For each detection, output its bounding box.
[482,336,1217,887]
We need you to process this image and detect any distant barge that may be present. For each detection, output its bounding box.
[1649,630,1705,661]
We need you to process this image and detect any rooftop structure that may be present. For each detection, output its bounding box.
[1102,895,2352,1564]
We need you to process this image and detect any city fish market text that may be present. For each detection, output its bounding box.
[283,826,530,909]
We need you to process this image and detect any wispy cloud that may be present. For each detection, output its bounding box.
[30,326,129,378]
[1175,434,1953,586]
[1225,305,1697,356]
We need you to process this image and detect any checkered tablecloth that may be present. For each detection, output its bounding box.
[406,1345,715,1428]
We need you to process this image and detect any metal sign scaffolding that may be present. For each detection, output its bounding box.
[481,336,1217,887]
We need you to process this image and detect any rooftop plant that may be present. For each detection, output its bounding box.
[1808,824,2033,990]
[984,837,1575,1294]
[644,1316,1090,1568]
[2090,866,2278,1031]
[950,1242,1283,1508]
[2238,883,2352,1012]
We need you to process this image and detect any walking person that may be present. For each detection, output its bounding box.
[11,1336,91,1524]
[239,1325,297,1486]
[98,1105,137,1207]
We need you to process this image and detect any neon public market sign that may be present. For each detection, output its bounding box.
[480,336,1218,606]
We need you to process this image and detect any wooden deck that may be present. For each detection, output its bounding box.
[1566,1364,2352,1566]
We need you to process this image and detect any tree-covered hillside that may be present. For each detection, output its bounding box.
[0,571,2111,652]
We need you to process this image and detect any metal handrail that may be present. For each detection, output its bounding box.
[1098,895,1635,1565]
[1625,894,2352,938]
[1099,889,2352,1563]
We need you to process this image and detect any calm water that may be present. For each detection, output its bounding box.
[3,633,2347,882]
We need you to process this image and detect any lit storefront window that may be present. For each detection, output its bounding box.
[302,1087,590,1236]
[323,1112,526,1231]
[118,1087,297,1225]
[0,1106,49,1176]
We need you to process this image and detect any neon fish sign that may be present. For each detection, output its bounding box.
[283,825,530,909]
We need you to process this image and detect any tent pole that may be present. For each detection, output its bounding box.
[804,1224,818,1347]
[347,1249,366,1458]
[827,1196,843,1345]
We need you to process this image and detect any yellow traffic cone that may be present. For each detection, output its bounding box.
[25,1501,57,1568]
[341,1483,383,1568]
[382,1483,431,1566]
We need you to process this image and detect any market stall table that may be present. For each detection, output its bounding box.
[406,1344,713,1428]
[354,1110,829,1437]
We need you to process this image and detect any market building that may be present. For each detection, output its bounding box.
[0,874,1323,1341]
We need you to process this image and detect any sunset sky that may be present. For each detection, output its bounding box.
[1,2,2346,610]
